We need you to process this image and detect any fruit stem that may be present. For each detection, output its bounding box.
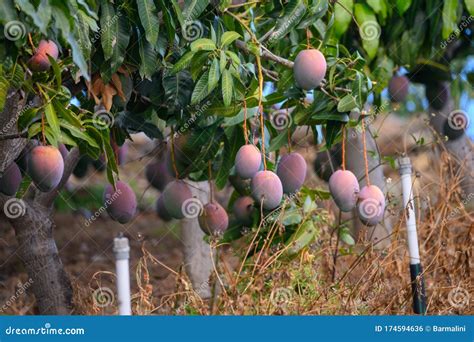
[306,28,311,49]
[341,125,346,171]
[27,33,36,52]
[169,128,179,179]
[243,99,248,144]
[361,117,371,186]
[208,160,214,202]
[256,55,267,171]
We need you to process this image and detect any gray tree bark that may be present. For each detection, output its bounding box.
[180,180,213,298]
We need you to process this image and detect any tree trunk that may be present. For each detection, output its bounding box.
[181,180,213,298]
[8,202,74,314]
[0,90,28,173]
[0,90,80,315]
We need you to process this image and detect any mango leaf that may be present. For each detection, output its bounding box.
[0,76,9,112]
[190,38,216,51]
[100,1,130,73]
[182,0,209,22]
[334,0,353,38]
[172,51,196,73]
[354,4,380,60]
[221,69,233,107]
[337,94,357,112]
[465,0,474,15]
[269,128,288,152]
[138,33,158,80]
[53,100,82,127]
[137,0,160,45]
[216,126,245,189]
[15,0,51,34]
[162,71,194,112]
[269,0,306,42]
[396,0,412,15]
[220,31,241,47]
[442,0,458,40]
[191,70,210,105]
[44,101,61,140]
[284,220,317,256]
[60,122,99,148]
[66,33,90,81]
[208,58,220,93]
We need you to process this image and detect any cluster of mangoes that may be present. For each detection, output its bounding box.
[0,144,65,196]
[328,170,385,226]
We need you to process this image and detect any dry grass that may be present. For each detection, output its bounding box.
[85,147,471,316]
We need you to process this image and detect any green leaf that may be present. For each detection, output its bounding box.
[221,69,233,107]
[269,128,288,152]
[53,100,82,127]
[337,94,357,112]
[138,35,158,80]
[284,220,317,256]
[396,0,412,15]
[208,58,220,93]
[60,122,99,148]
[172,51,196,73]
[334,0,353,38]
[220,31,241,47]
[66,33,90,81]
[137,0,160,45]
[465,0,474,15]
[44,101,61,140]
[0,76,9,112]
[339,227,355,245]
[190,38,216,51]
[216,126,245,189]
[354,4,380,60]
[442,0,458,40]
[15,0,51,34]
[269,0,306,42]
[325,120,342,148]
[191,70,210,105]
[182,0,209,22]
[100,1,130,72]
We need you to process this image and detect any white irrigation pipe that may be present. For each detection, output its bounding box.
[398,157,426,314]
[113,234,132,315]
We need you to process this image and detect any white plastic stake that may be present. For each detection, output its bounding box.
[113,234,132,315]
[398,157,426,314]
